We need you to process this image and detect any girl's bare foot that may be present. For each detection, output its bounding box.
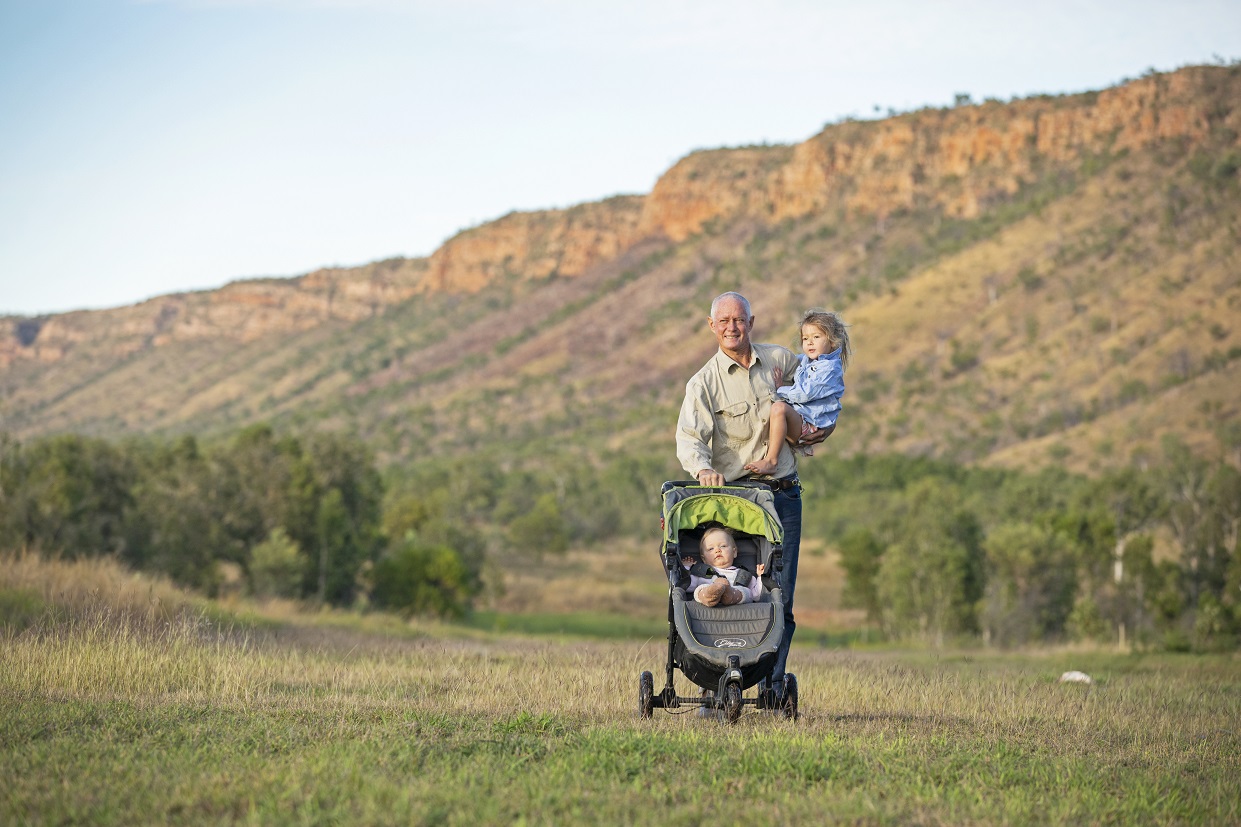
[744,456,778,475]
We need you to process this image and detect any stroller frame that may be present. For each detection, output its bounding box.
[639,480,799,723]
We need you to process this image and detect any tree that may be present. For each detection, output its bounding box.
[1161,436,1212,604]
[303,432,384,605]
[874,479,984,643]
[980,522,1076,646]
[124,435,229,592]
[249,527,304,599]
[507,493,569,557]
[370,537,480,619]
[838,527,883,621]
[8,435,134,557]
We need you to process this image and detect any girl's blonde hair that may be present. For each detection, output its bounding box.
[800,309,851,371]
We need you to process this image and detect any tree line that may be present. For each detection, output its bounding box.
[2,424,1237,650]
[0,426,665,619]
[800,437,1241,651]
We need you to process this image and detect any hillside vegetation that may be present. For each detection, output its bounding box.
[1,64,1238,478]
[1,65,1240,650]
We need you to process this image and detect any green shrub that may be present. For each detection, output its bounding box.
[507,493,569,557]
[371,539,478,619]
[1017,266,1043,291]
[249,528,304,599]
[1117,379,1149,404]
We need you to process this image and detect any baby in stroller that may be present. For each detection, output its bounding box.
[639,480,797,722]
[681,525,766,606]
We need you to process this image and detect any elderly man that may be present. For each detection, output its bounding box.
[676,291,830,696]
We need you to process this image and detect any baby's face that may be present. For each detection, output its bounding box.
[701,529,738,568]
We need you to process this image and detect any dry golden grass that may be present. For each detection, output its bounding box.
[1,549,206,630]
[4,549,1240,824]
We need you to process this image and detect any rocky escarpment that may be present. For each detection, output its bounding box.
[4,66,1236,369]
[0,257,427,367]
[416,196,646,294]
[425,67,1236,290]
[638,67,1232,240]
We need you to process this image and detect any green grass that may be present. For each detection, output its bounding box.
[463,610,667,641]
[3,609,1239,825]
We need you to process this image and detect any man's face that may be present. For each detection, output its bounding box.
[708,297,753,355]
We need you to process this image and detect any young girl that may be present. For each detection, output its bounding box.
[745,309,851,477]
[681,526,765,606]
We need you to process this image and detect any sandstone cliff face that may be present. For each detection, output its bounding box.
[4,66,1236,369]
[417,195,645,293]
[637,67,1231,238]
[0,258,427,367]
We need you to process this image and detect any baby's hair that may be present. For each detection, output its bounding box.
[800,308,852,372]
[698,524,736,552]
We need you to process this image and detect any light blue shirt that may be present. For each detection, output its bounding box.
[775,348,844,429]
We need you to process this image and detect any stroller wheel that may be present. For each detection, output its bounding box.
[722,683,743,724]
[780,673,799,721]
[639,671,654,719]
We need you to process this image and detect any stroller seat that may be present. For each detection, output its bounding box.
[676,594,775,649]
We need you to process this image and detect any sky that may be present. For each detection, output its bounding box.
[1,1,1239,317]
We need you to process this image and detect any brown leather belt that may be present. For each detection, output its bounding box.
[752,476,799,491]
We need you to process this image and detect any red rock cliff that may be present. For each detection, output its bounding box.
[637,67,1228,239]
[416,195,645,293]
[4,66,1235,367]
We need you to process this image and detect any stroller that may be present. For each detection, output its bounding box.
[639,480,798,723]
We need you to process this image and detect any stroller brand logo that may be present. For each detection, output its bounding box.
[714,638,747,648]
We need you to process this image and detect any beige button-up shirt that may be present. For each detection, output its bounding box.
[676,343,800,482]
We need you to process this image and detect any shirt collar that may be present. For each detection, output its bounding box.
[714,345,761,373]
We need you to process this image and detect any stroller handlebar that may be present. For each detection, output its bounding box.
[661,479,777,494]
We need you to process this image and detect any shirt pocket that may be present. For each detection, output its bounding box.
[716,401,753,443]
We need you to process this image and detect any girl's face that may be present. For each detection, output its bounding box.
[801,324,833,359]
[701,529,738,568]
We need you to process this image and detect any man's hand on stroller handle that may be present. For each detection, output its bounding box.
[697,468,726,486]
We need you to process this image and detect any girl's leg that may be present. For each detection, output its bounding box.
[746,401,803,475]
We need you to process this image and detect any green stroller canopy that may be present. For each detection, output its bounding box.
[664,491,783,545]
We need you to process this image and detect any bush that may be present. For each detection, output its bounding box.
[249,528,304,599]
[371,538,479,619]
[874,480,983,642]
[507,493,568,557]
[1066,596,1109,643]
[1017,266,1043,291]
[1117,379,1149,405]
[979,522,1076,646]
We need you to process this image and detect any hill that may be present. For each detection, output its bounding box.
[2,64,1239,477]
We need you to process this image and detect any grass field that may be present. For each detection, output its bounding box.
[3,554,1240,825]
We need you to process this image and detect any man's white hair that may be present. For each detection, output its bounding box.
[710,292,752,321]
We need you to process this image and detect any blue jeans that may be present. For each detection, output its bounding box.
[771,480,802,683]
